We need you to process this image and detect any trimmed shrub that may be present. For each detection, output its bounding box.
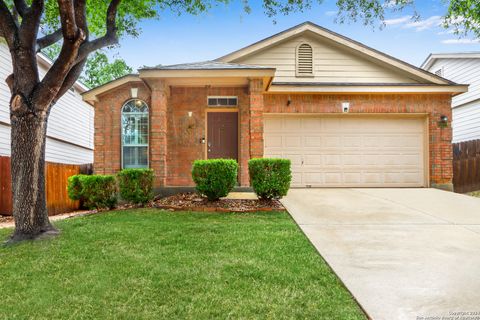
[67,174,118,209]
[191,159,238,201]
[117,169,154,205]
[248,158,292,200]
[67,174,83,201]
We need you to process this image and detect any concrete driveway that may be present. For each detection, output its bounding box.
[281,188,480,320]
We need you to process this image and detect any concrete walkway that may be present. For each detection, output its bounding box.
[281,188,480,320]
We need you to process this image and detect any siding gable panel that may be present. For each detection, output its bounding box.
[234,34,420,84]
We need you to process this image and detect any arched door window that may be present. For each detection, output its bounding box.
[121,99,149,168]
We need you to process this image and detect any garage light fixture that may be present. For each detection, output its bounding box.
[438,115,448,128]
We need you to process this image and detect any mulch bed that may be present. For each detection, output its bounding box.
[0,215,13,224]
[0,193,284,226]
[152,193,285,212]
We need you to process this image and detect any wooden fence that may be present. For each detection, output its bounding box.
[453,139,480,193]
[0,156,92,216]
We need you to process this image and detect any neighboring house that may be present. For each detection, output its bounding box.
[0,41,94,165]
[83,22,466,190]
[421,53,480,143]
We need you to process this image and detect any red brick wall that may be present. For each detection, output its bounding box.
[249,79,264,160]
[93,83,151,175]
[150,80,168,187]
[94,84,453,189]
[262,93,453,188]
[167,86,250,186]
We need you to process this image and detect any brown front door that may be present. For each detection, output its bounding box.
[207,112,238,160]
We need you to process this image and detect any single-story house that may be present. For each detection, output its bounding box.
[421,52,480,143]
[83,22,467,191]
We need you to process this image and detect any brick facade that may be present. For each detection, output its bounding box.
[93,84,453,190]
[93,83,151,176]
[262,93,453,188]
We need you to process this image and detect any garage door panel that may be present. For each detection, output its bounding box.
[284,118,303,131]
[284,136,302,147]
[291,172,303,186]
[264,116,426,188]
[304,172,324,185]
[264,135,282,148]
[304,136,323,147]
[284,154,303,166]
[264,118,283,132]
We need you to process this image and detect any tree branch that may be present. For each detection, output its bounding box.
[31,0,88,109]
[0,0,18,46]
[36,29,62,52]
[18,0,44,50]
[76,0,121,62]
[58,0,78,40]
[52,58,86,105]
[13,0,28,17]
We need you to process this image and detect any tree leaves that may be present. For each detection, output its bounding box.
[81,51,133,88]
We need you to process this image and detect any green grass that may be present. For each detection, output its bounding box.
[0,210,365,320]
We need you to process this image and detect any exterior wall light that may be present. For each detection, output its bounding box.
[439,115,448,128]
[287,95,292,106]
[188,111,193,117]
[342,102,350,113]
[131,87,138,98]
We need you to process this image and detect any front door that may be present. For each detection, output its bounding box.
[207,112,238,160]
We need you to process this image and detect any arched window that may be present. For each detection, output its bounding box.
[121,99,149,168]
[296,43,313,76]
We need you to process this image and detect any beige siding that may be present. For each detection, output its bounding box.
[234,34,419,84]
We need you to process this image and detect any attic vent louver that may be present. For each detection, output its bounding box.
[296,43,313,76]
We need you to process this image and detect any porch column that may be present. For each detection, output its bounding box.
[249,78,264,158]
[150,80,168,187]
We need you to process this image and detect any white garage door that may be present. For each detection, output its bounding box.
[264,116,426,187]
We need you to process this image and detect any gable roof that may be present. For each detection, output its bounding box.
[421,52,480,70]
[216,21,454,85]
[140,61,274,70]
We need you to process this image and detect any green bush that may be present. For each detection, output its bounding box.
[248,158,292,200]
[117,169,154,205]
[67,175,83,201]
[67,174,118,210]
[191,159,238,201]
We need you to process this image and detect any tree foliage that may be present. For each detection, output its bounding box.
[81,51,132,88]
[334,0,479,38]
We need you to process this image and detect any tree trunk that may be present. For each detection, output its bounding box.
[9,108,57,242]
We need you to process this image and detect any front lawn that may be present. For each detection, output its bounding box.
[0,210,365,319]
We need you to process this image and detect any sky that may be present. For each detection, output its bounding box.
[112,0,480,70]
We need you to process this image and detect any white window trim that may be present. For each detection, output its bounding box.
[121,99,150,169]
[207,96,238,107]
